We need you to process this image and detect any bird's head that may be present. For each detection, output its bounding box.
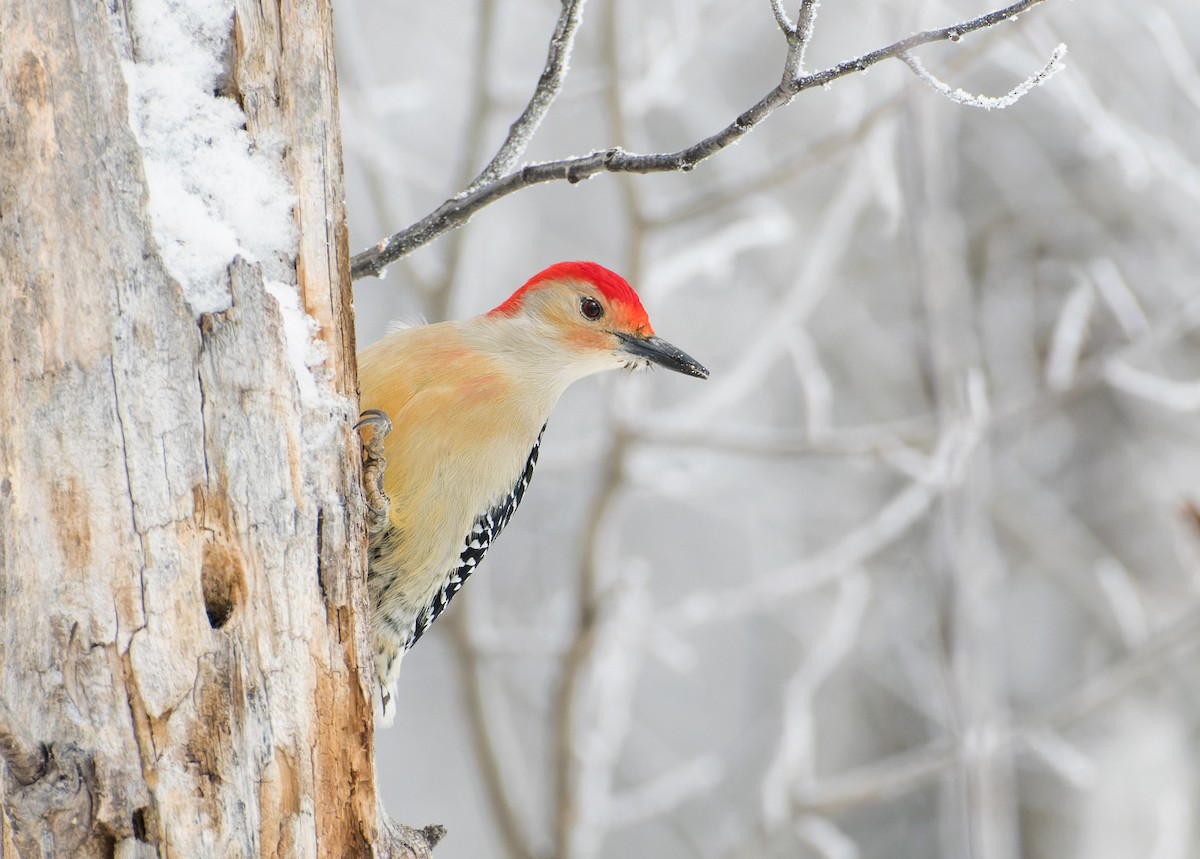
[488,261,709,381]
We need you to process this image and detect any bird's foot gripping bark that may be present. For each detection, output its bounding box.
[355,409,393,535]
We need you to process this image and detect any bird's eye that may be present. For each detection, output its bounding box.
[579,297,604,321]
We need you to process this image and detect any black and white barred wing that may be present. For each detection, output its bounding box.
[407,424,546,648]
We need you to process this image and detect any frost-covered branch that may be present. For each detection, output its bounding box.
[992,291,1200,430]
[768,0,794,35]
[900,43,1066,110]
[1044,273,1095,390]
[772,0,822,80]
[1104,362,1200,412]
[350,0,1058,278]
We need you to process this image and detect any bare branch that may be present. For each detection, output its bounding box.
[467,0,588,194]
[351,0,1057,278]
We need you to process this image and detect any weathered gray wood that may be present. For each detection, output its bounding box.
[0,0,431,855]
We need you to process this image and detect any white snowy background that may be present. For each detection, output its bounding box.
[337,2,1200,858]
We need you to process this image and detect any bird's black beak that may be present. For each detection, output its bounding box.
[615,332,709,379]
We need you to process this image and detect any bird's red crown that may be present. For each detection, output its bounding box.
[489,261,652,331]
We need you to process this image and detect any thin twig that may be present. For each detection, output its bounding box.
[466,0,589,194]
[351,0,1055,278]
[794,0,820,65]
[768,0,795,35]
[900,43,1066,110]
[991,291,1200,432]
[649,20,1011,227]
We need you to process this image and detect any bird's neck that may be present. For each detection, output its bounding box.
[458,314,599,415]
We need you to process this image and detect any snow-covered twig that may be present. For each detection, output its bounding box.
[991,292,1200,430]
[786,331,833,440]
[1104,362,1200,412]
[768,0,795,37]
[1025,16,1200,202]
[1044,274,1095,391]
[900,43,1066,110]
[1144,8,1200,117]
[1089,257,1149,338]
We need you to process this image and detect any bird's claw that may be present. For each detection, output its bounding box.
[355,408,393,436]
[356,409,392,535]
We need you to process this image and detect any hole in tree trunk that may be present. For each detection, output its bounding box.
[132,807,149,842]
[201,540,245,629]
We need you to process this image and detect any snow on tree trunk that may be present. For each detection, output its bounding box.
[0,0,434,856]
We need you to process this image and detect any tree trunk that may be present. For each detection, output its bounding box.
[0,0,432,855]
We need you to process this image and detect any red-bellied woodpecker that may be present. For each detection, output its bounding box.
[356,260,708,725]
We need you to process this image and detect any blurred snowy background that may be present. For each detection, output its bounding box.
[336,1,1200,858]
